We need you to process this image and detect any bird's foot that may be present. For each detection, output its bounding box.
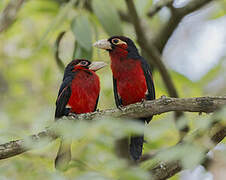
[141,99,146,108]
[118,105,124,111]
[68,113,78,119]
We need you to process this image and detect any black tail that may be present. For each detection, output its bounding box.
[55,138,71,170]
[129,135,144,161]
[129,117,150,161]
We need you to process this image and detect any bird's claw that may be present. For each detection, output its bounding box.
[118,105,124,111]
[141,99,146,108]
[160,162,167,170]
[68,113,78,119]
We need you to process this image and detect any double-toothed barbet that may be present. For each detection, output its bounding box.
[94,36,155,161]
[55,59,106,169]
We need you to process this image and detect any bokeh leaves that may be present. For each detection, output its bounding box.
[71,16,92,51]
[92,0,123,36]
[71,15,93,59]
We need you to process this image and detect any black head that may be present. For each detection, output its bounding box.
[63,59,107,79]
[94,36,140,58]
[66,59,91,70]
[63,59,90,79]
[108,36,137,50]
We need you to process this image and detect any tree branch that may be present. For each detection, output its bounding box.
[0,129,57,160]
[0,0,25,33]
[147,0,174,17]
[0,96,225,160]
[152,0,215,53]
[179,0,215,15]
[149,125,226,180]
[54,31,66,72]
[0,96,225,179]
[125,0,179,99]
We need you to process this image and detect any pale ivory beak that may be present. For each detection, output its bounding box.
[89,61,107,71]
[93,39,112,50]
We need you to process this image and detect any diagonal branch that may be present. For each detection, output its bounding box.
[152,0,215,53]
[0,0,25,33]
[0,96,225,160]
[178,0,215,15]
[149,125,226,180]
[0,129,57,160]
[125,0,188,137]
[147,0,174,17]
[125,0,179,99]
[54,31,66,72]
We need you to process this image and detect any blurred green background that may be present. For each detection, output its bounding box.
[0,0,226,179]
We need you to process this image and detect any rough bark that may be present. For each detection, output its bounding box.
[0,96,225,160]
[0,96,225,179]
[149,126,226,180]
[0,129,56,160]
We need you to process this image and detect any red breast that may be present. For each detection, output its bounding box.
[68,70,100,114]
[110,53,147,106]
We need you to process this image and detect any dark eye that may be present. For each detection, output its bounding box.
[112,39,119,44]
[80,61,88,66]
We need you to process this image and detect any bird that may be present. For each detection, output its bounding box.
[54,59,106,170]
[94,36,155,161]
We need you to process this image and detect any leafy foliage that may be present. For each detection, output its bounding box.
[92,0,123,36]
[0,0,225,179]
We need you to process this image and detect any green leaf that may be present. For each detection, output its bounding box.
[73,41,93,60]
[77,172,109,180]
[134,0,150,16]
[36,0,77,51]
[211,0,226,19]
[71,15,93,51]
[92,0,123,36]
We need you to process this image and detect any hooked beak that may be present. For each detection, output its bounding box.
[93,39,112,50]
[89,61,107,71]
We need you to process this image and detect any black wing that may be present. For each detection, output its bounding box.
[140,57,155,123]
[113,77,123,107]
[140,57,155,101]
[55,76,72,119]
[94,95,99,111]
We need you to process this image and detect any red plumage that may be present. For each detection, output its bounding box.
[110,45,147,106]
[54,59,105,170]
[94,36,155,161]
[68,70,100,114]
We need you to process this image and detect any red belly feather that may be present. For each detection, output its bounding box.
[68,71,100,114]
[111,57,147,106]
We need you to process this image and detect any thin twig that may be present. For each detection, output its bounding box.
[147,0,174,17]
[152,0,215,53]
[125,0,188,137]
[0,0,25,33]
[54,31,66,72]
[149,125,226,180]
[125,0,179,99]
